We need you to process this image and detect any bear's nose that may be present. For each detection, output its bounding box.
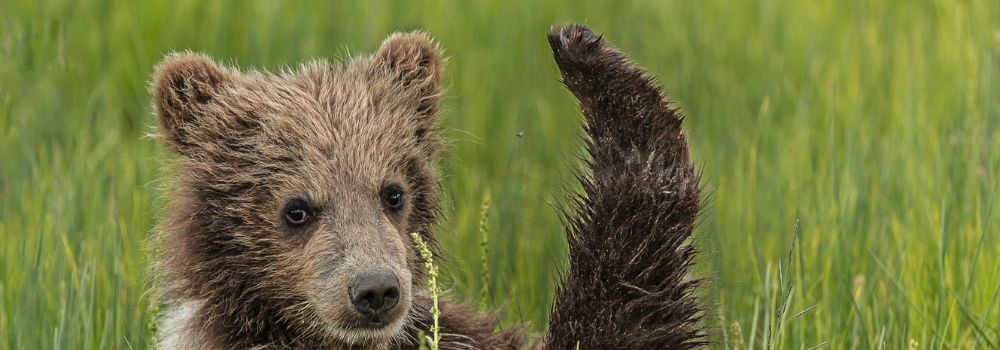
[348,270,400,317]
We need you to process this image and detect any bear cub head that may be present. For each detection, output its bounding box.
[152,32,444,347]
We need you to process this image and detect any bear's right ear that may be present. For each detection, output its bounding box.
[151,53,228,153]
[372,32,444,122]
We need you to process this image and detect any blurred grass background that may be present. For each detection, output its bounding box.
[1,0,999,348]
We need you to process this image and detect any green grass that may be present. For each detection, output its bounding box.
[1,0,998,348]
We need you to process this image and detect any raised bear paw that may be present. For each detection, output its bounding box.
[547,24,606,69]
[546,24,641,86]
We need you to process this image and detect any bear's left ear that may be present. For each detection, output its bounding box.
[372,32,444,121]
[151,53,230,154]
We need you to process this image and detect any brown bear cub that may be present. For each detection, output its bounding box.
[151,24,704,349]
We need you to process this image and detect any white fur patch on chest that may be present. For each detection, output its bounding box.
[157,300,207,350]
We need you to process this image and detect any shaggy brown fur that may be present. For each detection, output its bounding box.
[151,25,703,349]
[151,32,523,349]
[543,24,706,349]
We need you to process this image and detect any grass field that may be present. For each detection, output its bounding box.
[2,0,999,348]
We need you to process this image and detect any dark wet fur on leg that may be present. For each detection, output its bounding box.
[544,24,706,349]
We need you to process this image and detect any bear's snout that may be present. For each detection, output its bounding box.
[348,270,400,318]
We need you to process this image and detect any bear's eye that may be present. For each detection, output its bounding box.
[283,198,313,227]
[380,183,405,211]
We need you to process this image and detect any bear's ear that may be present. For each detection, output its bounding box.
[372,32,444,121]
[151,52,229,152]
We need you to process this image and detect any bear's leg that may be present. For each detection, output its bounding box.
[544,24,705,349]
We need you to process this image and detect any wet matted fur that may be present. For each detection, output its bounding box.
[151,24,704,349]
